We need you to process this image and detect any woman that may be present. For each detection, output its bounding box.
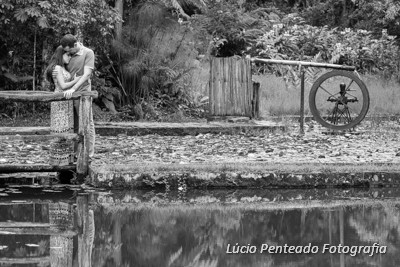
[45,45,81,165]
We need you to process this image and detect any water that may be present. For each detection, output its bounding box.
[1,188,400,266]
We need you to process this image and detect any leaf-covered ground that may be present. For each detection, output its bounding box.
[1,120,400,167]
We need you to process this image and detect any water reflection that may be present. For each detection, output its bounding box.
[0,189,400,266]
[0,190,93,267]
[93,202,400,267]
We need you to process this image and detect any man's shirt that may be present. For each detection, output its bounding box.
[67,44,95,91]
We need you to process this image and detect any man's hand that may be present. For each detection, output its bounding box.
[64,88,76,99]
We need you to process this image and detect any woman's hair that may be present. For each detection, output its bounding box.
[45,45,65,84]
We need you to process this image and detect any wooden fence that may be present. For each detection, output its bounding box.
[0,90,98,180]
[209,56,256,118]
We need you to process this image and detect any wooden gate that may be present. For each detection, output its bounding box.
[209,56,254,117]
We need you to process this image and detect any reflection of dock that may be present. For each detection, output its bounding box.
[0,256,50,265]
[0,222,77,236]
[0,194,93,267]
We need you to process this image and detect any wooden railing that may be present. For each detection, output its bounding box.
[0,90,98,179]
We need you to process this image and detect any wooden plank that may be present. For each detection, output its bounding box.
[0,228,77,236]
[214,57,220,115]
[216,58,221,115]
[0,127,49,135]
[0,90,98,102]
[251,58,356,71]
[243,59,247,116]
[242,59,247,116]
[0,222,51,228]
[210,57,215,116]
[252,82,260,118]
[246,59,252,116]
[222,57,228,115]
[76,194,91,267]
[0,133,80,142]
[238,58,244,115]
[209,58,214,116]
[215,58,221,116]
[231,57,236,115]
[237,58,242,115]
[0,257,50,264]
[0,164,75,173]
[225,58,229,115]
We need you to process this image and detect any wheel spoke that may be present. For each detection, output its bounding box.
[345,80,354,92]
[319,84,339,100]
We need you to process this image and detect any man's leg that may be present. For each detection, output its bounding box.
[88,99,95,158]
[73,99,80,155]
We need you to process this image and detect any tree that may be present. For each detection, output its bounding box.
[115,0,124,41]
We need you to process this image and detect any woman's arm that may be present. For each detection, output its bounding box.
[63,66,93,98]
[54,66,80,90]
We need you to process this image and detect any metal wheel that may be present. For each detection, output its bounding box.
[309,70,369,130]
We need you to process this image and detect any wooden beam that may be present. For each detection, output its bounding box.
[0,228,77,236]
[0,222,51,228]
[251,58,356,71]
[0,90,98,102]
[0,164,75,173]
[77,96,91,178]
[0,127,49,135]
[0,133,80,142]
[0,257,50,264]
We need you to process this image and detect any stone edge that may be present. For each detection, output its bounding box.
[88,168,400,189]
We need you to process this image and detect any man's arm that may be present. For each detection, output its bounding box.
[63,66,93,99]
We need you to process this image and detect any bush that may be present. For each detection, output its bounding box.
[255,13,400,80]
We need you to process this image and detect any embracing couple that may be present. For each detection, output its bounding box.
[45,34,95,165]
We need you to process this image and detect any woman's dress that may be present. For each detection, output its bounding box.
[49,66,74,166]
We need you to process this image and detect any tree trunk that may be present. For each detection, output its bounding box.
[33,28,37,111]
[41,39,51,91]
[341,0,348,27]
[115,0,124,41]
[76,0,85,41]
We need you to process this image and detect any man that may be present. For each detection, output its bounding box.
[60,34,95,159]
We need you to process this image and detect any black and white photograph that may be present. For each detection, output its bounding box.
[1,0,400,266]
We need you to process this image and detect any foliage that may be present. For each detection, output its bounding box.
[255,13,400,80]
[0,0,121,116]
[190,0,274,57]
[3,0,400,120]
[109,0,203,118]
[291,0,400,37]
[0,0,121,90]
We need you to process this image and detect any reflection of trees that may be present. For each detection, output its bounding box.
[348,205,400,245]
[92,208,242,267]
[92,204,400,267]
[347,204,400,267]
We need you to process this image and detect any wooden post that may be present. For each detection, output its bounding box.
[300,65,305,134]
[75,193,93,267]
[252,82,260,119]
[76,96,91,180]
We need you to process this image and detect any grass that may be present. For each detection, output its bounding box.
[92,161,400,174]
[254,72,400,118]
